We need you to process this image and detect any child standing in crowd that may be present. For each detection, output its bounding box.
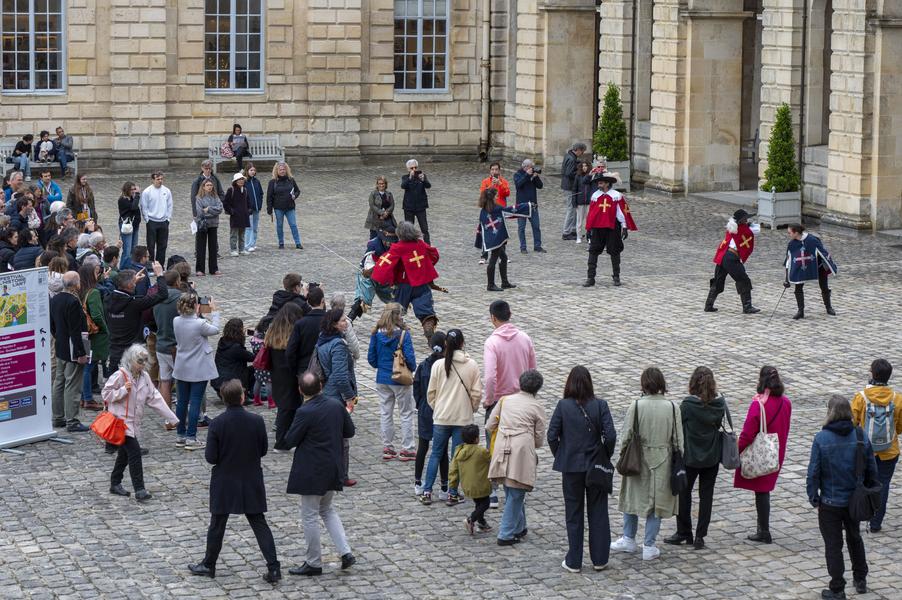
[250,318,274,408]
[449,424,493,535]
[412,332,449,498]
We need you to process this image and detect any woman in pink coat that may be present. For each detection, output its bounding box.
[734,366,792,544]
[103,343,178,501]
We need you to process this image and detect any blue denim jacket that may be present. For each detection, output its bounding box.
[807,420,878,507]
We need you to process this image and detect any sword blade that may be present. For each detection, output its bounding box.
[767,287,788,325]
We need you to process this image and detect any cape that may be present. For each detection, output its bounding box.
[474,204,531,252]
[786,233,837,284]
[360,236,390,270]
[713,219,755,264]
[585,189,638,231]
[371,239,439,287]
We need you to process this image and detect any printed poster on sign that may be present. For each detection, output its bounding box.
[0,268,54,449]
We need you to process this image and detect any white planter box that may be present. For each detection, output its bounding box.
[606,160,631,193]
[757,189,801,229]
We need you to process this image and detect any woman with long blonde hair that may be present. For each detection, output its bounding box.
[266,161,302,250]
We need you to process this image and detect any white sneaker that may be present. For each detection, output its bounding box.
[642,544,660,561]
[25,176,31,182]
[436,489,449,502]
[576,237,582,244]
[184,439,206,451]
[478,258,485,265]
[230,250,239,257]
[247,246,256,252]
[414,483,423,497]
[560,560,580,573]
[610,536,638,553]
[239,250,248,255]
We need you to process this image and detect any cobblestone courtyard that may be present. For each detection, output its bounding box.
[3,162,902,599]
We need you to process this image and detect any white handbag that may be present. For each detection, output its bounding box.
[739,396,781,479]
[120,218,133,235]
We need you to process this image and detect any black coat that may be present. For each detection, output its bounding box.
[12,244,42,270]
[118,193,142,227]
[214,338,254,388]
[400,174,431,212]
[205,406,269,515]
[269,348,302,410]
[0,241,16,272]
[223,185,252,229]
[265,176,300,213]
[285,308,325,376]
[547,397,616,473]
[104,277,168,362]
[49,291,87,362]
[284,393,355,496]
[560,150,579,192]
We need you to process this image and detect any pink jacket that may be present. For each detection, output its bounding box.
[734,393,792,493]
[482,323,536,408]
[102,368,177,439]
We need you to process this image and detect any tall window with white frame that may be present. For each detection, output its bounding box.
[0,0,65,94]
[204,0,264,92]
[393,0,448,92]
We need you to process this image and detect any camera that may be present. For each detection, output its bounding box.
[414,170,423,177]
[199,296,211,305]
[307,281,320,289]
[533,167,542,174]
[246,329,255,337]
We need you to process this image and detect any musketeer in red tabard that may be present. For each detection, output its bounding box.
[371,220,443,340]
[581,170,638,288]
[705,209,761,314]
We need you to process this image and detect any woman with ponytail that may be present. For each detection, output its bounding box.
[421,328,482,506]
[412,331,449,498]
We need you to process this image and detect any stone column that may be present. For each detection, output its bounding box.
[598,0,633,107]
[508,0,546,158]
[868,12,902,230]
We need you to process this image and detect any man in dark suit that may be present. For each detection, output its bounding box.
[284,285,326,376]
[50,272,89,431]
[284,372,356,576]
[188,380,281,583]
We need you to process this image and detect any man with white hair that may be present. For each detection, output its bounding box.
[560,142,587,240]
[3,171,24,205]
[400,159,432,245]
[513,158,545,254]
[50,271,90,432]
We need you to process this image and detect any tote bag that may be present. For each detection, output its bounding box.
[849,427,883,521]
[578,401,614,494]
[739,396,781,479]
[720,401,741,470]
[391,330,413,385]
[616,400,644,477]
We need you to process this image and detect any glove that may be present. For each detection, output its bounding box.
[621,228,629,241]
[783,281,791,289]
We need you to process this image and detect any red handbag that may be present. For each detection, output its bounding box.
[252,344,271,371]
[90,370,129,445]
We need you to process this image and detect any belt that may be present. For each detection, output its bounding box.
[727,248,739,256]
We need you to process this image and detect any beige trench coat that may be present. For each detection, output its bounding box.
[617,394,684,518]
[486,391,547,491]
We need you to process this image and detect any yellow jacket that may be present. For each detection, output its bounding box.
[851,385,902,461]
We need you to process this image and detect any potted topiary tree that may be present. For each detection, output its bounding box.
[593,82,630,191]
[758,103,802,229]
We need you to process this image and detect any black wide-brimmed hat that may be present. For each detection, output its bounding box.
[590,171,619,185]
[733,209,750,222]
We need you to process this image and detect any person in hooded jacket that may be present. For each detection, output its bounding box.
[807,395,878,599]
[152,270,182,408]
[259,273,311,332]
[214,318,255,397]
[243,163,264,253]
[412,332,448,498]
[664,366,726,550]
[105,262,168,371]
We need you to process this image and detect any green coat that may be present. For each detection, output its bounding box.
[449,442,492,499]
[680,394,726,468]
[617,395,684,519]
[84,288,109,360]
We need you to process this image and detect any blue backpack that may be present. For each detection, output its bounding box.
[863,389,895,453]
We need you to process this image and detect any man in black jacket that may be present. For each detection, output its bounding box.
[105,262,167,371]
[400,158,432,245]
[50,272,90,431]
[260,273,310,332]
[189,380,280,583]
[284,373,356,576]
[560,142,586,240]
[285,285,325,377]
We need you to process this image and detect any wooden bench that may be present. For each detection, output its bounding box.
[208,135,285,173]
[0,141,78,179]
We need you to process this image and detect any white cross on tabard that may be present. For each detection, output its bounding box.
[485,216,500,232]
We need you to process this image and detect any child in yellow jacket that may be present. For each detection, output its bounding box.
[449,424,492,535]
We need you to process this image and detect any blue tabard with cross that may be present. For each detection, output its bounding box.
[786,233,837,284]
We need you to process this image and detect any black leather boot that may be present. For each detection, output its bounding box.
[348,299,363,321]
[499,258,516,289]
[822,288,836,315]
[740,290,761,314]
[704,286,719,312]
[793,287,805,320]
[487,264,501,291]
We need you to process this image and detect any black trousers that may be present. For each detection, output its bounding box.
[818,504,867,593]
[204,513,279,570]
[470,496,491,525]
[794,268,830,301]
[145,220,170,266]
[415,437,448,485]
[587,227,622,279]
[234,147,250,170]
[195,226,219,274]
[562,472,610,569]
[110,436,144,491]
[711,251,752,295]
[676,464,719,538]
[273,407,296,450]
[404,210,430,245]
[486,245,509,285]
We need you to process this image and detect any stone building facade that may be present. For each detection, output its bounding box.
[0,0,899,229]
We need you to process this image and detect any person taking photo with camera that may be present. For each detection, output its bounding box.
[401,159,432,245]
[513,159,545,254]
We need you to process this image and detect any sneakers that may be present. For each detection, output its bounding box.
[465,517,475,535]
[382,446,397,460]
[419,491,432,505]
[478,258,486,265]
[561,560,580,573]
[610,536,638,553]
[642,545,660,561]
[184,439,205,451]
[489,496,499,509]
[576,238,582,244]
[414,483,423,497]
[398,449,416,462]
[296,244,303,250]
[445,493,465,507]
[230,250,239,257]
[175,437,186,448]
[343,479,357,487]
[239,250,249,256]
[198,415,211,428]
[247,246,256,252]
[340,553,355,570]
[436,489,449,502]
[593,563,609,571]
[476,520,492,532]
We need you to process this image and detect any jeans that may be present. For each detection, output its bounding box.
[58,151,72,176]
[676,464,719,538]
[274,208,301,246]
[204,513,279,570]
[819,504,868,593]
[145,220,170,265]
[623,512,662,547]
[562,190,576,235]
[562,472,610,569]
[415,436,448,484]
[871,455,897,531]
[245,210,260,250]
[175,379,207,440]
[301,492,351,568]
[229,227,245,252]
[575,204,589,239]
[498,486,527,541]
[52,358,84,424]
[195,226,219,274]
[15,154,30,177]
[110,436,144,491]
[81,360,99,401]
[376,383,415,451]
[517,203,543,250]
[424,425,463,493]
[119,227,139,267]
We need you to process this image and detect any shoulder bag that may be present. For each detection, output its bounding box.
[739,396,781,479]
[391,329,413,385]
[120,217,133,236]
[669,401,688,495]
[849,427,883,521]
[219,140,234,158]
[83,300,100,335]
[720,399,741,470]
[90,369,129,446]
[616,400,644,477]
[579,400,614,494]
[252,344,271,371]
